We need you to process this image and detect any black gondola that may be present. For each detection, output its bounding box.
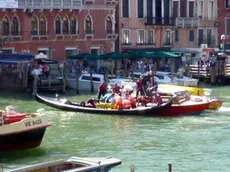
[35,94,172,116]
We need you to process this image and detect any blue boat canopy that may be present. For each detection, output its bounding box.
[0,52,35,65]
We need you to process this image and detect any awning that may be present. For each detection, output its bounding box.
[0,60,26,65]
[156,52,181,59]
[0,52,34,60]
[98,52,132,60]
[68,53,100,60]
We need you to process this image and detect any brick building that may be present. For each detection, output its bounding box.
[0,0,118,61]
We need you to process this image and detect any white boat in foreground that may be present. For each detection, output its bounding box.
[7,156,121,172]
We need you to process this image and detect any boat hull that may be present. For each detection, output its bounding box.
[209,100,223,110]
[156,102,211,117]
[0,126,48,152]
[35,93,172,117]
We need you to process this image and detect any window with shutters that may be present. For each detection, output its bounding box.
[137,0,144,18]
[122,0,129,18]
[11,16,20,36]
[147,30,155,45]
[227,0,230,8]
[31,16,38,35]
[197,1,204,19]
[208,1,215,20]
[123,29,130,44]
[226,18,230,35]
[55,16,61,34]
[63,16,69,34]
[189,30,194,42]
[137,30,145,44]
[39,16,47,35]
[175,30,179,42]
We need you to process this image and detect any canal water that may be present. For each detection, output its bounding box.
[1,86,230,172]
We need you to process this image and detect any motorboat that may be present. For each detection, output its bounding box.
[158,84,212,96]
[6,156,121,172]
[67,73,104,91]
[108,78,136,90]
[131,71,198,87]
[35,93,172,117]
[0,107,52,152]
[155,87,222,116]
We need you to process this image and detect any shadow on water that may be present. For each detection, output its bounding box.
[0,148,47,163]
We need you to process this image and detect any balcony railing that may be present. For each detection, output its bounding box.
[176,17,200,28]
[136,42,156,46]
[106,30,116,34]
[104,0,118,4]
[145,17,174,25]
[85,30,94,35]
[18,0,82,9]
[121,42,132,46]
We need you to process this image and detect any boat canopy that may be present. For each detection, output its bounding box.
[0,52,34,65]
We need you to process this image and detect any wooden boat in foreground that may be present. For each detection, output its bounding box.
[7,156,121,172]
[35,93,172,117]
[0,109,52,152]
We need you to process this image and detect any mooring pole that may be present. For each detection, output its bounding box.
[168,164,172,172]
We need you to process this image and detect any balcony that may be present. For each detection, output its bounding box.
[18,0,82,10]
[163,42,173,47]
[83,0,95,4]
[106,30,118,40]
[136,42,156,46]
[145,17,174,25]
[176,17,200,28]
[121,42,132,47]
[104,0,118,4]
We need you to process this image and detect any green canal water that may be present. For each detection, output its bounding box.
[1,86,230,172]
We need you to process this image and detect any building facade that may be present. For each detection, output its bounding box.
[0,0,118,61]
[118,0,175,52]
[218,0,230,47]
[174,0,218,49]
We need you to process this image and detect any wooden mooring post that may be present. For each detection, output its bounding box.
[168,164,172,172]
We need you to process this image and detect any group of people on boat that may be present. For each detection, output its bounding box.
[95,70,162,110]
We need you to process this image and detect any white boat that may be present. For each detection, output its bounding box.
[67,73,104,91]
[131,71,198,87]
[109,78,136,89]
[7,156,121,172]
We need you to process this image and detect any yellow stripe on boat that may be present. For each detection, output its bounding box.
[158,84,206,96]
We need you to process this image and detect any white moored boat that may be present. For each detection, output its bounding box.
[7,156,122,172]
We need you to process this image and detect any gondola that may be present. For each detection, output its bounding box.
[35,93,172,116]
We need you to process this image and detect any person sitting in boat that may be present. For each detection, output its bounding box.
[112,83,121,94]
[98,81,107,100]
[101,92,115,103]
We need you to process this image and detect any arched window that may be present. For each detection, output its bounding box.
[85,15,92,34]
[11,16,19,35]
[106,16,112,34]
[70,16,77,34]
[2,16,10,36]
[31,16,38,35]
[63,16,69,34]
[55,16,61,34]
[39,16,46,35]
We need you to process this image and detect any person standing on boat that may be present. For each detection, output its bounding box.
[112,83,121,94]
[98,81,107,100]
[136,76,145,98]
[149,77,158,91]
